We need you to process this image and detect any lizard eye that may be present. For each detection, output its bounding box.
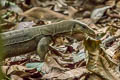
[74,24,87,29]
[82,25,87,29]
[74,24,80,29]
[73,24,76,28]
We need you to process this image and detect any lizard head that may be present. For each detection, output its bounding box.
[73,22,95,37]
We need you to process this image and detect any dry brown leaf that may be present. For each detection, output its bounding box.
[15,21,35,30]
[11,75,23,80]
[2,65,27,75]
[84,37,120,80]
[20,7,71,21]
[105,0,116,6]
[45,54,69,71]
[116,1,120,8]
[106,41,120,57]
[91,6,111,23]
[71,33,85,41]
[40,62,51,74]
[68,6,78,17]
[42,67,87,79]
[42,68,62,79]
[87,74,102,80]
[113,47,120,61]
[57,67,87,79]
[55,36,65,46]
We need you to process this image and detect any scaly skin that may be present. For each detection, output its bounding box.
[1,20,95,59]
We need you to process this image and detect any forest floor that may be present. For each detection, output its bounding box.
[0,0,120,80]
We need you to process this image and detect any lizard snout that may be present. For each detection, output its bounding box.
[86,28,96,37]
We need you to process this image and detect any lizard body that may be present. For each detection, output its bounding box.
[1,20,95,61]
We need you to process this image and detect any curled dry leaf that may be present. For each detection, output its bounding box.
[42,70,62,79]
[42,67,87,79]
[113,48,120,61]
[91,6,111,23]
[15,21,35,30]
[9,4,23,13]
[20,7,71,21]
[68,6,78,17]
[1,65,28,75]
[45,54,69,71]
[105,41,120,57]
[84,37,120,80]
[11,75,23,80]
[54,36,66,46]
[57,67,87,79]
[116,1,120,9]
[71,33,85,41]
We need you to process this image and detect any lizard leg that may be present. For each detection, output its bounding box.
[37,36,52,62]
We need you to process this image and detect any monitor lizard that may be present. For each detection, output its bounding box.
[1,20,95,61]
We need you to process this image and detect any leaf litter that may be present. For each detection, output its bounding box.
[0,0,120,80]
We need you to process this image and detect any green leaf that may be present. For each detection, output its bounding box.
[26,62,44,72]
